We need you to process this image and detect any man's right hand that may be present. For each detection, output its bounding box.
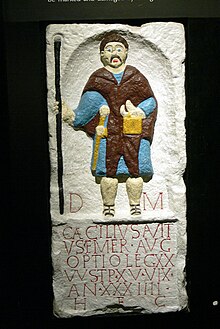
[99,105,110,117]
[54,101,75,125]
[62,101,75,125]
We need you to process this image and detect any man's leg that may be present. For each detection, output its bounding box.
[100,177,118,217]
[126,177,143,215]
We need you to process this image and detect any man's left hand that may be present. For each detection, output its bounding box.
[120,100,146,118]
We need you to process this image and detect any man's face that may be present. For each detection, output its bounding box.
[100,42,128,68]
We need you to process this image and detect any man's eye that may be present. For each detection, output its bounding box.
[106,48,112,52]
[117,48,122,52]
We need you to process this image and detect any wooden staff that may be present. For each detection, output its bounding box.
[54,35,64,214]
[92,115,107,172]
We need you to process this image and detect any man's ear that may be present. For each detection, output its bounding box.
[100,51,106,65]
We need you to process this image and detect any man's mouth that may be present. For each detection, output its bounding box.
[111,55,121,63]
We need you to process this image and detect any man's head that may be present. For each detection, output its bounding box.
[100,33,129,70]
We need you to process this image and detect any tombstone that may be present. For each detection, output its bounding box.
[46,22,187,316]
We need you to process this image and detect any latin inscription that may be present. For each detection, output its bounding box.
[60,223,177,311]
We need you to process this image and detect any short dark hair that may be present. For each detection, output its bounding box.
[100,32,129,52]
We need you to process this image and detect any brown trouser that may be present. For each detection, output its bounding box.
[106,134,141,177]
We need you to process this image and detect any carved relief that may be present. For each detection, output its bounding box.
[61,32,157,217]
[47,23,187,316]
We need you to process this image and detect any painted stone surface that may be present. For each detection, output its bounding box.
[46,22,187,316]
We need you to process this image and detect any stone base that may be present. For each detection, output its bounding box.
[52,218,187,317]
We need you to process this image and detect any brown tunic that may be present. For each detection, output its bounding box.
[81,65,157,177]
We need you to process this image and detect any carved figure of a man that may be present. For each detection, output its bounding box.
[63,32,157,217]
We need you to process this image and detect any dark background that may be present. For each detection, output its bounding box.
[1,0,220,328]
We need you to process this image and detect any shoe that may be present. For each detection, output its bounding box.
[130,204,141,216]
[103,204,115,217]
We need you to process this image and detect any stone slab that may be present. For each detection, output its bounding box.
[46,22,187,316]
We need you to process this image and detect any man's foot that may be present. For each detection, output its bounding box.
[103,205,115,217]
[130,204,141,216]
